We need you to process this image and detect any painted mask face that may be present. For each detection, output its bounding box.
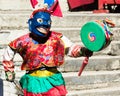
[28,11,51,37]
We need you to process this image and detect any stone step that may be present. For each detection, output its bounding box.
[0,11,120,29]
[1,28,120,55]
[61,55,120,72]
[67,86,120,96]
[64,12,120,28]
[63,70,120,91]
[1,27,120,42]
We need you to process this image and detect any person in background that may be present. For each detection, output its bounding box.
[0,78,3,96]
[2,6,93,96]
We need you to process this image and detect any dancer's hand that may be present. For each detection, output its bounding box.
[5,71,15,82]
[81,47,93,57]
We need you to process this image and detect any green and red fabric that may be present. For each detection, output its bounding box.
[20,68,67,96]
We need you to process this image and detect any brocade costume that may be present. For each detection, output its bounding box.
[9,32,65,70]
[2,30,76,95]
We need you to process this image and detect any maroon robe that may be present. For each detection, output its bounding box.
[68,0,94,10]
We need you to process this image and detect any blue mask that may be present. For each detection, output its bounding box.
[28,11,51,37]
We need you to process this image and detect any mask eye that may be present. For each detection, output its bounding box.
[37,18,43,23]
[48,20,51,25]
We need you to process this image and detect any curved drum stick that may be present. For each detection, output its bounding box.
[13,80,24,95]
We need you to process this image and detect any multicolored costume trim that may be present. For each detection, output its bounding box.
[20,68,67,96]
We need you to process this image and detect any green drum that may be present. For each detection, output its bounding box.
[80,21,113,52]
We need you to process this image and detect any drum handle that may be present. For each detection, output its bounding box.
[78,57,89,76]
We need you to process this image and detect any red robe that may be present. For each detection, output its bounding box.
[68,0,94,10]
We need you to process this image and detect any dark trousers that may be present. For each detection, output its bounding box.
[0,78,3,96]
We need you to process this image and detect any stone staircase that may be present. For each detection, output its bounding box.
[0,0,120,96]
